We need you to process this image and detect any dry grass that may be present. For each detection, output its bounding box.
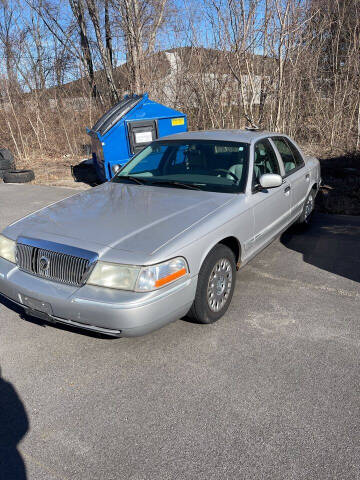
[15,152,89,189]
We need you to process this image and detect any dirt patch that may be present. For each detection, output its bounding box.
[316,153,360,216]
[8,153,93,190]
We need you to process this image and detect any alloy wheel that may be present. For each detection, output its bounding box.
[207,258,233,312]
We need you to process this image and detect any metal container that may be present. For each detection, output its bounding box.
[87,93,187,181]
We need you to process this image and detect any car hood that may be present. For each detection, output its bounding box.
[4,182,234,257]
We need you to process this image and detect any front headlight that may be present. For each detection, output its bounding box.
[136,257,188,291]
[86,257,188,292]
[87,262,140,290]
[0,234,16,263]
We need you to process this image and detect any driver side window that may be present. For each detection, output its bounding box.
[166,145,207,174]
[253,139,280,189]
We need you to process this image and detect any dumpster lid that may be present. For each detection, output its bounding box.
[91,94,144,136]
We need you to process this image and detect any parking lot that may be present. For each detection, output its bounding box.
[0,183,359,480]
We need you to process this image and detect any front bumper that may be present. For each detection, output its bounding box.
[0,257,197,337]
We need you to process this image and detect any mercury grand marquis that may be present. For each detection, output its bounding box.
[0,130,321,337]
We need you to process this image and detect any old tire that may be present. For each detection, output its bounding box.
[298,190,315,225]
[187,244,236,324]
[3,170,35,183]
[0,148,15,170]
[0,168,10,179]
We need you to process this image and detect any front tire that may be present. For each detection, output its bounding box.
[188,244,236,324]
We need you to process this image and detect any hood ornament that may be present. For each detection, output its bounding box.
[39,256,50,272]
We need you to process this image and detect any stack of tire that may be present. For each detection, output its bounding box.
[0,148,35,183]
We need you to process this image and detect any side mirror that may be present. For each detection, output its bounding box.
[259,173,282,189]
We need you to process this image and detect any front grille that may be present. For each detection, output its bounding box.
[16,238,97,287]
[16,243,33,273]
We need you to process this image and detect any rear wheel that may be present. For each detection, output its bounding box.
[298,190,315,225]
[188,244,236,324]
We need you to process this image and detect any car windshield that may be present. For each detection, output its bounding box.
[112,140,250,193]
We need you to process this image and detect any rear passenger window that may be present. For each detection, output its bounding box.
[253,139,280,188]
[286,140,305,168]
[273,138,304,174]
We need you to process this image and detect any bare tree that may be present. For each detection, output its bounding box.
[111,0,168,93]
[104,0,114,68]
[85,0,119,102]
[69,0,98,99]
[0,0,19,88]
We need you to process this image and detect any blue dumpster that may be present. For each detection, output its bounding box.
[87,93,187,181]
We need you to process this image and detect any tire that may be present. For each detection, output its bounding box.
[298,189,315,225]
[188,244,236,324]
[0,168,10,179]
[3,169,35,183]
[0,148,15,170]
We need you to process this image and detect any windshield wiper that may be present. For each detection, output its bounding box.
[149,180,202,190]
[115,175,145,185]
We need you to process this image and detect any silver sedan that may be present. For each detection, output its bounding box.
[0,130,321,336]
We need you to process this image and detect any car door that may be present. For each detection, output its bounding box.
[272,137,309,220]
[251,138,292,252]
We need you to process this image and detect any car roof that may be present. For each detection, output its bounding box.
[157,129,285,144]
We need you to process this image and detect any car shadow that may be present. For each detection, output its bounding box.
[0,367,29,479]
[316,152,360,216]
[281,213,360,284]
[0,294,118,340]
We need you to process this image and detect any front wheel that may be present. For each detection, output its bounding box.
[187,244,236,324]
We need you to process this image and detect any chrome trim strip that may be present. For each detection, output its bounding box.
[253,208,292,241]
[16,236,98,263]
[49,316,121,336]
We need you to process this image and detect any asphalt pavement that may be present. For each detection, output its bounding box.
[0,183,359,480]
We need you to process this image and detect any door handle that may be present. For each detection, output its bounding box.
[284,185,291,194]
[305,173,310,181]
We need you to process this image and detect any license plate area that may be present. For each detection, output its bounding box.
[19,294,53,316]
